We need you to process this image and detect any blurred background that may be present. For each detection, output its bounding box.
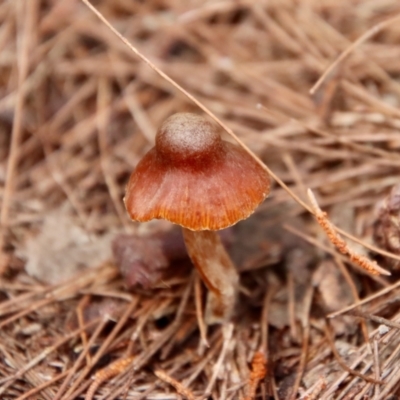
[2,1,400,399]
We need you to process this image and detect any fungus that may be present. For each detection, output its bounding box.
[124,113,270,323]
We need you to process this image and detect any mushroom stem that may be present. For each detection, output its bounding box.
[182,228,239,324]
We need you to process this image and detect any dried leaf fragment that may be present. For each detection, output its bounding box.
[112,228,188,288]
[112,227,233,289]
[20,206,114,284]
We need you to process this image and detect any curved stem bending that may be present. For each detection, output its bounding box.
[182,228,239,324]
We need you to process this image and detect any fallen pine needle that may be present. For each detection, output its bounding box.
[307,189,390,276]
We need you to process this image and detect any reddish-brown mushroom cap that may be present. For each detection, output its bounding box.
[124,113,270,231]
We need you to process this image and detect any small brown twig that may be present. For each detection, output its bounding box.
[308,189,390,276]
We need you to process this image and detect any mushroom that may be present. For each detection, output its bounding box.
[124,113,270,323]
